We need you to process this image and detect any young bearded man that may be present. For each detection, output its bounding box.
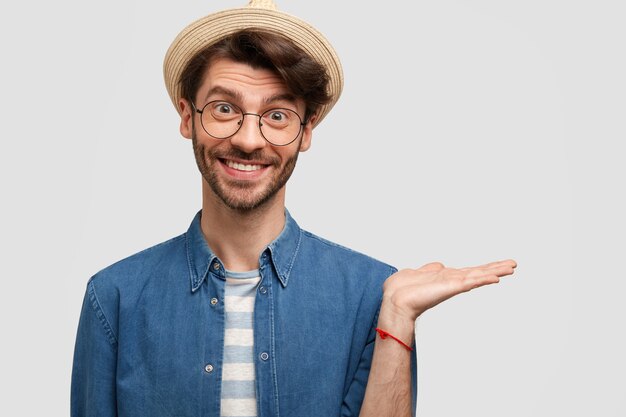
[71,1,517,416]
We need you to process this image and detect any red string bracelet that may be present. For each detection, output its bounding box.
[375,328,414,351]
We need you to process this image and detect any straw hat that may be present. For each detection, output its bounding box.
[163,0,344,128]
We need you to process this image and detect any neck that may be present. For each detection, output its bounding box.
[199,182,286,272]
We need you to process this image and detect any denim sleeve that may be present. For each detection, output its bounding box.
[340,318,377,417]
[71,280,118,417]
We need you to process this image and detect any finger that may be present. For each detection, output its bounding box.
[466,264,516,280]
[456,273,501,293]
[460,259,517,272]
[419,272,501,304]
[469,274,501,289]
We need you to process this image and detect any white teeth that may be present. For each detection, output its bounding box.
[225,160,263,172]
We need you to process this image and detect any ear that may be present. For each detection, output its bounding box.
[179,98,194,140]
[299,113,318,152]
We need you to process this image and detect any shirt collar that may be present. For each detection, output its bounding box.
[267,209,302,288]
[185,209,302,292]
[186,211,218,293]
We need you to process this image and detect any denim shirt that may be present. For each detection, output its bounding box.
[71,210,416,416]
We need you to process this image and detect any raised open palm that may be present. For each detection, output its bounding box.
[382,259,518,322]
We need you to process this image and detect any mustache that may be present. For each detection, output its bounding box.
[208,148,280,165]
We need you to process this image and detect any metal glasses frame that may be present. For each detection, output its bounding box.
[191,100,306,146]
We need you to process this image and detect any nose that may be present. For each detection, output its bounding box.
[229,113,267,153]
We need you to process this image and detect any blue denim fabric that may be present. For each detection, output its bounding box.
[71,210,416,416]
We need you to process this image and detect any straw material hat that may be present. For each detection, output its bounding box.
[163,0,344,128]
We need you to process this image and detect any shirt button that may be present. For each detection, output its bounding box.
[213,262,220,270]
[210,297,219,306]
[204,364,214,373]
[260,352,269,361]
[259,286,267,294]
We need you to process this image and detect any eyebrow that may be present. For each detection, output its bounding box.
[263,93,298,106]
[204,86,243,103]
[204,86,298,108]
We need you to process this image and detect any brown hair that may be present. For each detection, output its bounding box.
[179,29,331,121]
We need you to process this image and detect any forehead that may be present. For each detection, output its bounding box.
[198,58,292,104]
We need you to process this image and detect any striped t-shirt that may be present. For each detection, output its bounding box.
[221,269,260,417]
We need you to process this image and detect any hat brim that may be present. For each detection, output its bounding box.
[163,7,343,128]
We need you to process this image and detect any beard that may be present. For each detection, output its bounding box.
[192,128,301,212]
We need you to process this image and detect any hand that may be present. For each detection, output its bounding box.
[380,259,517,328]
[362,260,517,416]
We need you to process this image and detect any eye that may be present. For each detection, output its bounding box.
[209,101,240,120]
[268,111,285,121]
[263,110,292,128]
[216,103,232,114]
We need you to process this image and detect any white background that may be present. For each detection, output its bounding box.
[1,0,624,415]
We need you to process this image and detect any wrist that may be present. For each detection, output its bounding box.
[376,299,416,346]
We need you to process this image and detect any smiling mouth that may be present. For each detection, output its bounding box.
[223,159,266,172]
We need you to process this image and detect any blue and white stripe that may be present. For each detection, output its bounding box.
[221,269,260,417]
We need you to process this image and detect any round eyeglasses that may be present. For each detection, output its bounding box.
[192,100,306,146]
